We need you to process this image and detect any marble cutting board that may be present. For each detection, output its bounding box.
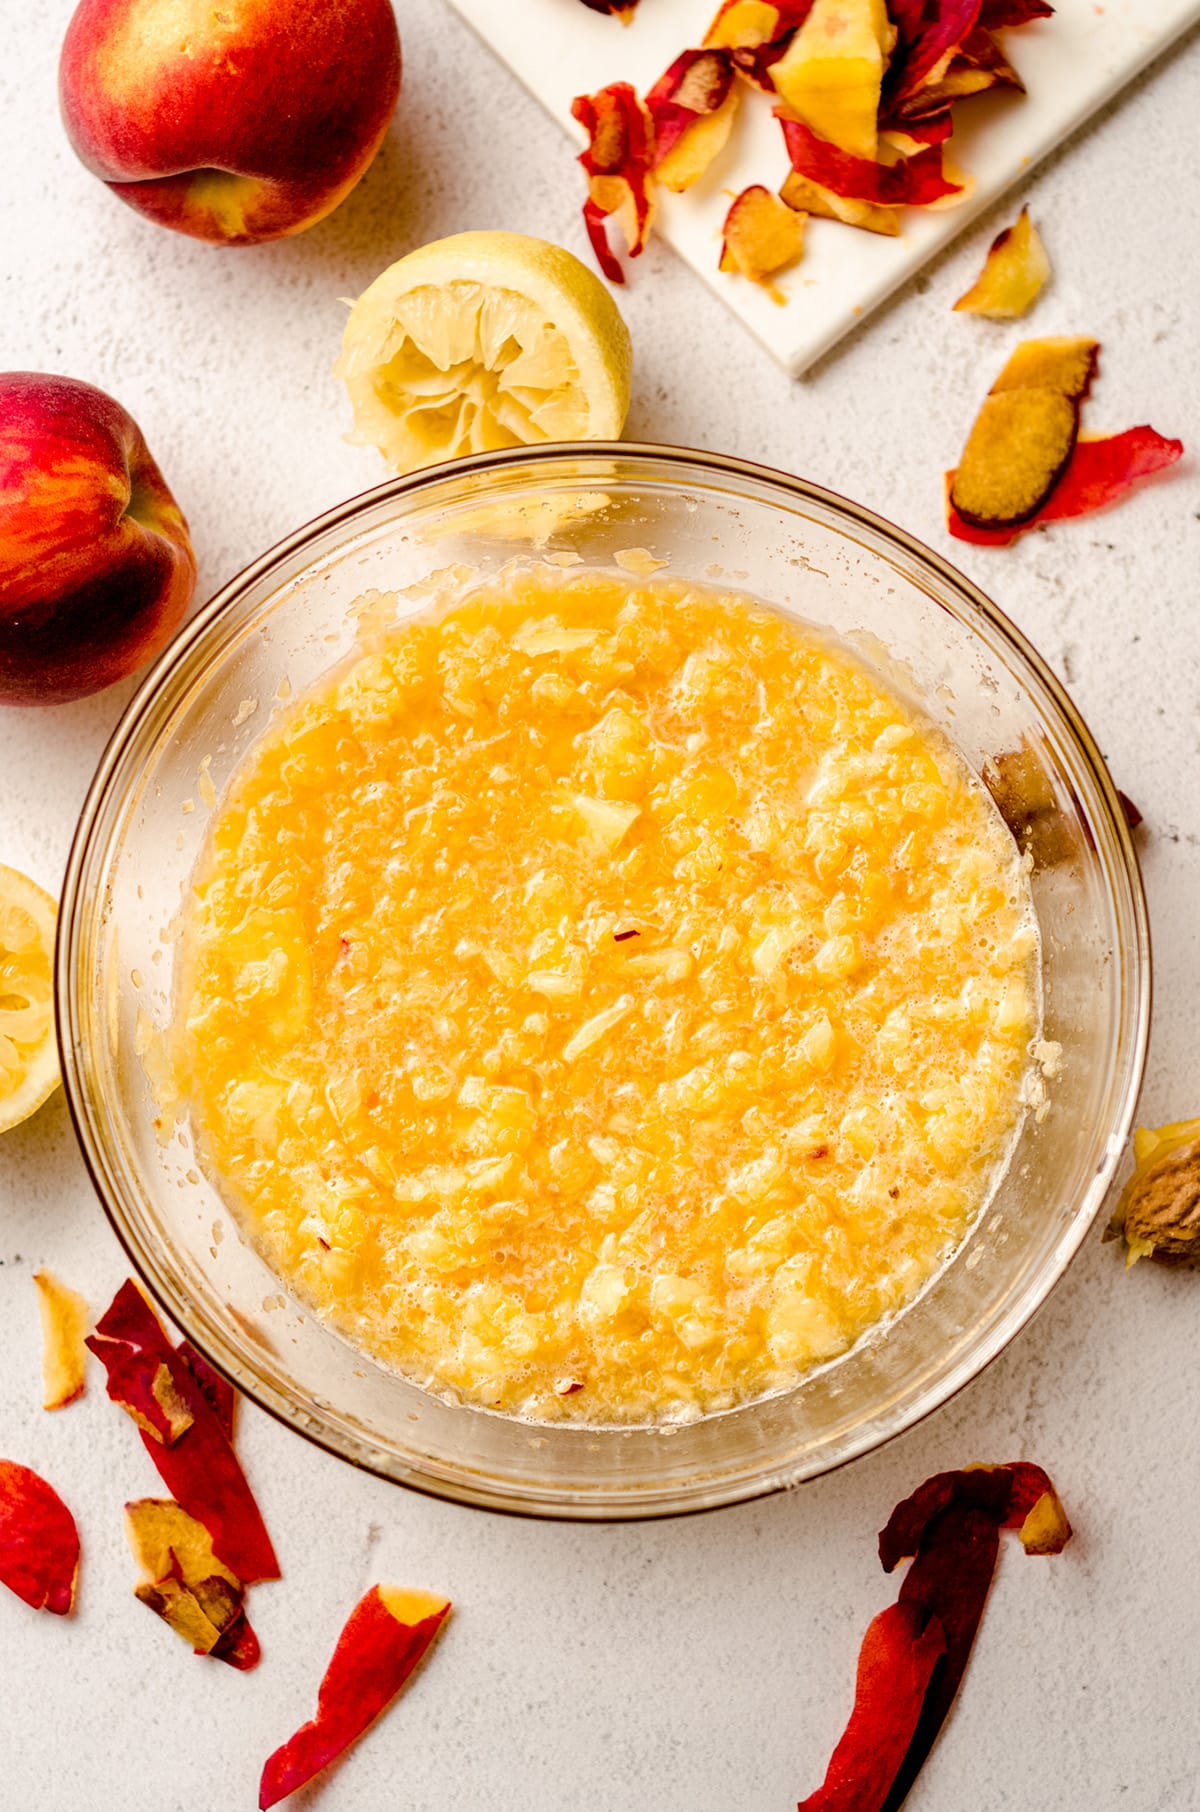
[445,0,1200,372]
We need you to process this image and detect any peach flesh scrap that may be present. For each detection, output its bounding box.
[1019,1488,1073,1555]
[771,0,891,161]
[990,335,1099,398]
[655,90,740,191]
[720,185,807,285]
[126,1497,262,1668]
[125,1497,239,1593]
[954,207,1050,317]
[33,1270,89,1410]
[949,389,1079,528]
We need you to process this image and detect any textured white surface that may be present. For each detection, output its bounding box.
[447,0,1200,373]
[1,3,1198,1810]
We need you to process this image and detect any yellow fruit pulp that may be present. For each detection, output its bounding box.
[170,570,1037,1423]
[0,864,60,1134]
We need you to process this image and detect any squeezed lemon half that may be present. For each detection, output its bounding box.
[335,231,633,475]
[0,864,60,1134]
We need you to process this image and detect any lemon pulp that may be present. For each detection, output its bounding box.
[0,865,60,1134]
[336,231,632,475]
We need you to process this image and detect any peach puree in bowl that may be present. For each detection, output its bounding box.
[165,565,1038,1425]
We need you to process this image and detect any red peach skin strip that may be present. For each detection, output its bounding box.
[87,1279,279,1583]
[0,1459,80,1614]
[797,1600,946,1810]
[947,427,1183,544]
[797,1463,1071,1812]
[259,1585,451,1808]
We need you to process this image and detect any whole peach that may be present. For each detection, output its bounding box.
[0,373,197,706]
[59,0,402,245]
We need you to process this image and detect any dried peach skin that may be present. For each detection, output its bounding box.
[87,1343,194,1444]
[0,1459,79,1614]
[779,117,963,206]
[126,1495,262,1668]
[797,1600,945,1811]
[885,0,982,103]
[957,24,1025,85]
[1117,791,1144,831]
[948,387,1079,528]
[571,83,655,284]
[33,1269,89,1410]
[954,206,1050,317]
[646,50,740,193]
[889,1502,1002,1807]
[176,1337,236,1440]
[798,1462,1070,1812]
[88,1280,279,1583]
[259,1585,451,1808]
[136,1572,243,1654]
[979,0,1054,23]
[570,0,1051,280]
[891,25,1024,120]
[781,169,899,235]
[212,1612,263,1670]
[881,109,954,154]
[879,1462,1071,1569]
[720,184,806,290]
[947,427,1184,544]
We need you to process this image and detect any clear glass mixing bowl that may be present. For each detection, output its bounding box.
[57,445,1149,1519]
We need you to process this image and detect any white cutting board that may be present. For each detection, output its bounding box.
[445,0,1200,373]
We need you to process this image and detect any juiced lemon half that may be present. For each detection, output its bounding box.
[335,231,632,475]
[0,865,60,1134]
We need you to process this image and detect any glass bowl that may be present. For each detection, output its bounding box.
[57,445,1149,1520]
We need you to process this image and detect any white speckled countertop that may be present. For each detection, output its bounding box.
[1,6,1198,1809]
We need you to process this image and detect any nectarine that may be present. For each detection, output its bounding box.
[59,0,401,245]
[0,373,196,705]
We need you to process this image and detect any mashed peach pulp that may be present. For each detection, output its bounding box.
[170,570,1037,1423]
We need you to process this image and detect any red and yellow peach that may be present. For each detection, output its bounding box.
[0,372,196,705]
[59,0,402,245]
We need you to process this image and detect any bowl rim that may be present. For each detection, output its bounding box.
[56,439,1151,1521]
